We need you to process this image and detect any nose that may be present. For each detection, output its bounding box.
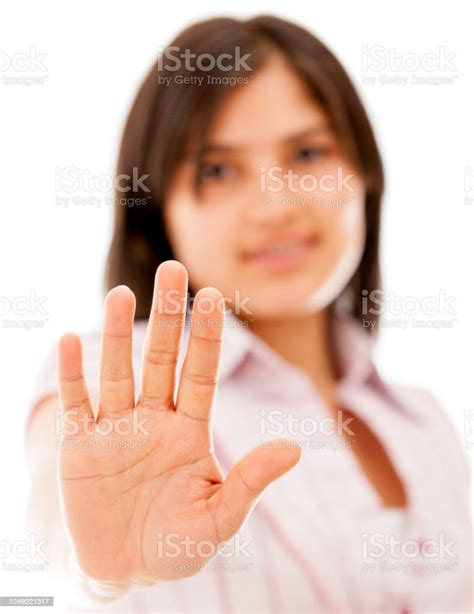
[243,167,305,229]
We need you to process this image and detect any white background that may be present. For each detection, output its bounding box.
[0,0,472,597]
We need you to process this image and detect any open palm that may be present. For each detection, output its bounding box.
[57,261,301,587]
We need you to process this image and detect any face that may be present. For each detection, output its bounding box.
[164,53,366,321]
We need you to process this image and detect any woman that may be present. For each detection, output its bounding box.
[27,15,471,612]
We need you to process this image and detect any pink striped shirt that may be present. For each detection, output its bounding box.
[29,313,472,612]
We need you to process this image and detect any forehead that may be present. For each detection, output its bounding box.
[207,53,330,149]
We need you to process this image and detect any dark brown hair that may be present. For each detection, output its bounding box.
[105,15,384,329]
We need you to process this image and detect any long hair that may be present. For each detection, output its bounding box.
[105,15,384,329]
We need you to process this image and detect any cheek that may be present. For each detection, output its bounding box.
[316,167,365,241]
[317,191,366,276]
[338,196,365,242]
[164,197,238,287]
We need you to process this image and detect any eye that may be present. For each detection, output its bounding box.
[293,146,326,162]
[199,162,233,182]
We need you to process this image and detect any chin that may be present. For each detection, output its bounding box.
[238,285,331,322]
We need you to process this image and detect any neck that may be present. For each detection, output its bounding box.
[246,309,339,409]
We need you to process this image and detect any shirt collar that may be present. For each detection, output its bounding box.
[218,310,375,389]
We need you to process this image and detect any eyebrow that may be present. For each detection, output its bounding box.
[195,124,332,156]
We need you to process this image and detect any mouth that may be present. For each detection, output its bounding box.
[242,235,318,272]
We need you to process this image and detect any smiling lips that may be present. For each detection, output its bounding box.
[242,235,318,272]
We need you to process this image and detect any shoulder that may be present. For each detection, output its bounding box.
[380,377,457,430]
[383,380,447,421]
[378,377,470,477]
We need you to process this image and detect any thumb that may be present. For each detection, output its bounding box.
[211,439,302,540]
